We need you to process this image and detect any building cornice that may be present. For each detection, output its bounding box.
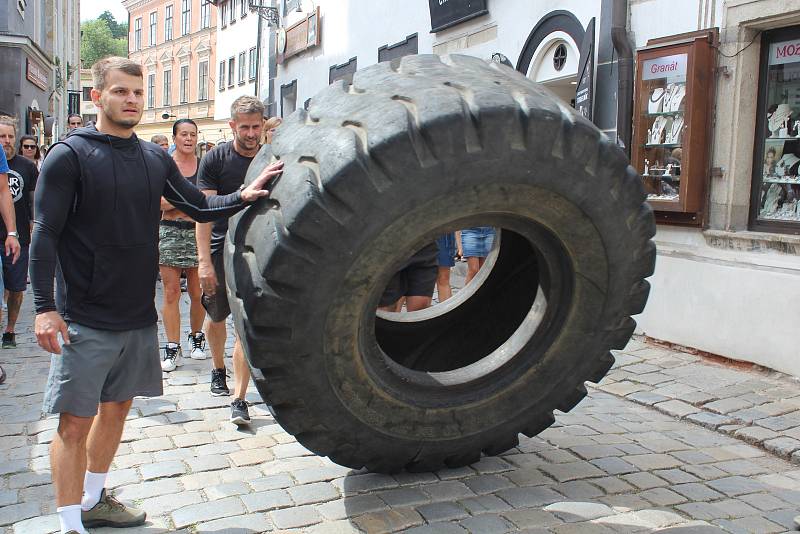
[0,34,54,67]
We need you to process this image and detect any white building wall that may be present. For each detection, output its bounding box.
[215,4,261,120]
[275,0,600,112]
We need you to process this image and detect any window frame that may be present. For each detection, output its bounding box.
[198,60,209,101]
[163,69,172,107]
[82,87,92,101]
[181,0,191,36]
[220,2,227,28]
[219,60,226,91]
[147,73,156,108]
[227,57,235,88]
[230,0,237,24]
[179,64,190,104]
[248,47,257,81]
[200,0,211,29]
[134,17,142,51]
[165,5,174,41]
[241,0,248,17]
[149,12,157,46]
[238,51,246,85]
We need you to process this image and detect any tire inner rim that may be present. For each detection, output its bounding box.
[371,223,573,389]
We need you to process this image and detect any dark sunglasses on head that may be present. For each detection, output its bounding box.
[22,145,37,149]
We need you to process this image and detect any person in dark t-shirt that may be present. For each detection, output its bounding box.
[0,116,34,347]
[196,95,269,426]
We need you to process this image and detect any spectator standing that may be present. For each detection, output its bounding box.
[151,134,169,150]
[378,243,439,312]
[67,114,84,131]
[158,119,207,371]
[0,116,37,347]
[435,232,461,302]
[461,226,496,284]
[30,57,282,534]
[18,135,42,170]
[197,97,272,426]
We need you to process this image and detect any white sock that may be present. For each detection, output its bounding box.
[80,471,107,511]
[57,504,87,534]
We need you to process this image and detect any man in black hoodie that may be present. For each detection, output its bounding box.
[30,57,283,534]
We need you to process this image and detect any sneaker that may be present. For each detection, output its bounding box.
[82,488,146,528]
[2,332,15,348]
[211,368,230,396]
[0,365,5,385]
[188,331,208,360]
[230,398,251,426]
[160,343,182,372]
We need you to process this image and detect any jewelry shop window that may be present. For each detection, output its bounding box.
[750,26,800,234]
[632,30,716,225]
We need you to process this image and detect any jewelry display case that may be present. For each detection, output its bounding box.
[749,26,800,234]
[632,30,717,225]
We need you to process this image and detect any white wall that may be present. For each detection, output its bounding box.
[274,0,601,112]
[636,226,800,377]
[215,5,260,120]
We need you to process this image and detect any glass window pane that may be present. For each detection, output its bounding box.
[756,38,800,225]
[637,53,687,204]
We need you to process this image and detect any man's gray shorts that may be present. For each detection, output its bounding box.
[42,323,162,418]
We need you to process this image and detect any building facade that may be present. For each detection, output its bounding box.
[0,0,81,144]
[264,0,800,377]
[79,68,99,125]
[211,0,263,122]
[123,0,229,145]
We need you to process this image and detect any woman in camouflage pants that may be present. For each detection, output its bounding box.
[158,119,207,371]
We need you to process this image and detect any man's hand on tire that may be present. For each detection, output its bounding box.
[241,161,284,203]
[35,311,70,355]
[199,260,218,296]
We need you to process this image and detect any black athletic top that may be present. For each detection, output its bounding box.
[196,142,256,256]
[30,126,249,331]
[2,155,38,245]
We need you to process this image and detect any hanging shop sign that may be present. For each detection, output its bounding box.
[26,57,49,91]
[575,18,595,121]
[428,0,488,33]
[277,6,321,64]
[769,39,800,66]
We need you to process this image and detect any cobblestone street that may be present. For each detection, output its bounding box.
[2,285,800,533]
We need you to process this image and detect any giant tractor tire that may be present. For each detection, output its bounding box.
[225,54,655,473]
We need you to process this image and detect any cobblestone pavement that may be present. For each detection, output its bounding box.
[2,285,800,533]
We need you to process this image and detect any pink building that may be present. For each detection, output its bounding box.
[123,0,230,145]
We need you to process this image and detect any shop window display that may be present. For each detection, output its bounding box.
[751,27,800,231]
[632,31,716,225]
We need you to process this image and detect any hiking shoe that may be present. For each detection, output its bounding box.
[211,368,230,396]
[82,488,146,528]
[230,398,251,426]
[160,343,182,372]
[188,331,208,360]
[2,332,15,348]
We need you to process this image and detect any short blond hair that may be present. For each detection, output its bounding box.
[91,56,143,91]
[264,117,282,130]
[231,95,265,120]
[0,115,18,134]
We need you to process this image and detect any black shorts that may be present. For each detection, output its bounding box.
[2,245,29,293]
[201,253,231,323]
[379,243,438,307]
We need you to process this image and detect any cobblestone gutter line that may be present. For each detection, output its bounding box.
[597,336,800,465]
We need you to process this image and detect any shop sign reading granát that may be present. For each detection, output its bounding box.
[428,0,488,33]
[769,39,800,66]
[26,57,48,91]
[642,53,687,81]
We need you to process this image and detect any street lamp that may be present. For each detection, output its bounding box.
[248,0,279,26]
[162,112,177,120]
